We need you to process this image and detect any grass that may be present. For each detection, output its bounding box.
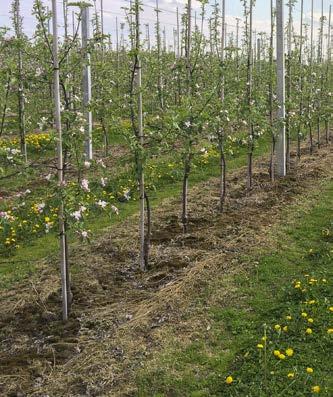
[136,180,333,396]
[0,136,271,288]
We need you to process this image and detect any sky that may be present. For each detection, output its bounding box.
[0,0,331,48]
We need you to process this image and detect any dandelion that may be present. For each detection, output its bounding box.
[287,373,295,379]
[274,324,281,331]
[301,312,308,318]
[308,318,314,323]
[306,367,314,374]
[286,348,294,357]
[278,353,286,360]
[257,344,264,349]
[273,350,280,357]
[311,385,320,393]
[286,315,292,320]
[327,328,333,334]
[306,328,313,335]
[225,376,233,384]
[283,326,288,332]
[329,307,333,312]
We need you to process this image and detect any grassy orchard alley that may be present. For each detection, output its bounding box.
[137,178,333,397]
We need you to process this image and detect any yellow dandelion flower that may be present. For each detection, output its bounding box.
[311,385,320,393]
[273,350,280,357]
[306,367,314,374]
[257,344,264,349]
[301,312,308,318]
[274,324,281,331]
[225,376,233,385]
[283,326,288,332]
[286,315,292,320]
[329,307,333,312]
[327,328,333,334]
[278,353,286,360]
[306,328,313,335]
[308,318,314,323]
[287,373,295,379]
[286,348,294,357]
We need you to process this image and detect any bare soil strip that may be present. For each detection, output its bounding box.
[0,146,332,396]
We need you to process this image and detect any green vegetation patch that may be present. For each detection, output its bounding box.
[137,182,333,397]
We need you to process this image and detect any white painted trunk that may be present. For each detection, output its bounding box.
[276,0,286,177]
[82,6,93,160]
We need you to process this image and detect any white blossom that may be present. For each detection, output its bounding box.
[111,205,119,215]
[97,200,107,208]
[36,203,46,213]
[71,210,82,221]
[81,179,90,192]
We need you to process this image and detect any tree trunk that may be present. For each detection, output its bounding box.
[0,72,11,136]
[14,0,27,163]
[219,141,226,213]
[133,0,146,271]
[247,0,254,189]
[143,192,151,269]
[51,0,70,322]
[181,159,191,233]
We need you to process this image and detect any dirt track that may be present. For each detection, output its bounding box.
[0,144,333,397]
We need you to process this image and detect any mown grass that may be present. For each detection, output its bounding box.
[0,137,271,288]
[137,181,333,396]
